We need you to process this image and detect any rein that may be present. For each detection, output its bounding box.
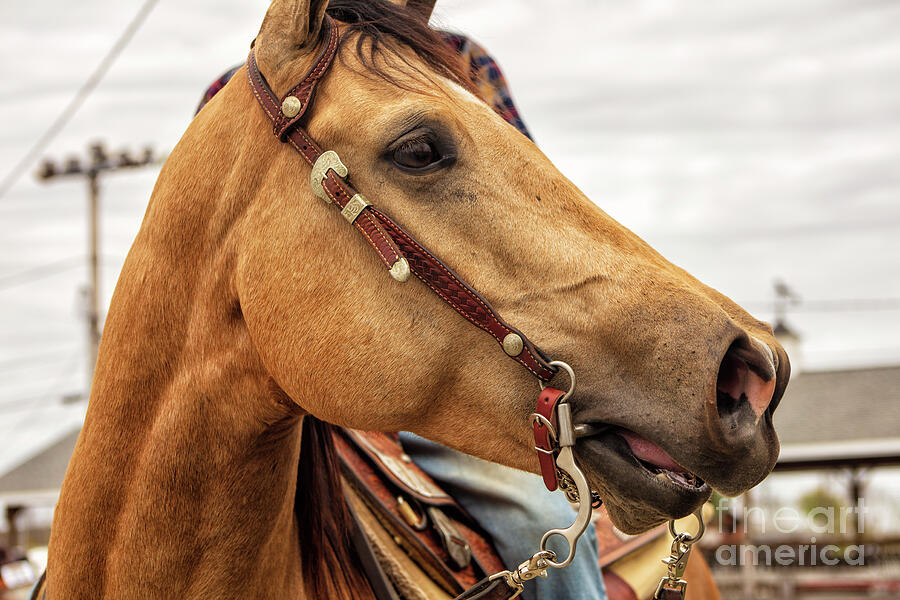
[245,16,702,600]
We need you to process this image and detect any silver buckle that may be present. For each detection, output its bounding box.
[310,150,348,203]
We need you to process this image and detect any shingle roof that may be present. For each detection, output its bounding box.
[0,429,78,499]
[774,365,900,445]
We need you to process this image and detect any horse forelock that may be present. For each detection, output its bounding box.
[327,0,480,98]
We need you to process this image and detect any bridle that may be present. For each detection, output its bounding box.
[245,16,702,600]
[247,19,555,383]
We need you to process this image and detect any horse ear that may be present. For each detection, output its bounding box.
[385,0,437,22]
[256,0,331,80]
[407,0,437,22]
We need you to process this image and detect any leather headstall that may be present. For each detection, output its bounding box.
[246,16,557,382]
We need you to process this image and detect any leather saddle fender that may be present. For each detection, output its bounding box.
[334,428,505,597]
[334,429,715,600]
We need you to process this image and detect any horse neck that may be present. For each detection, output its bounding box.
[47,80,309,599]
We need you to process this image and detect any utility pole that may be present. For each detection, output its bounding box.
[36,141,160,391]
[772,279,803,372]
[773,279,801,328]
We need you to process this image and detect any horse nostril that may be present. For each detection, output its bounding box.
[716,339,778,435]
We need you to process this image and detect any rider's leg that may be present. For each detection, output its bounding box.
[398,432,607,600]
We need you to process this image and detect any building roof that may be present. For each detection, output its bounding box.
[0,429,79,504]
[0,401,84,505]
[773,365,900,469]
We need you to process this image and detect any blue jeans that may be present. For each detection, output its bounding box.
[399,433,607,600]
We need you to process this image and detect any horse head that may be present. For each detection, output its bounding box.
[45,1,793,598]
[242,0,789,533]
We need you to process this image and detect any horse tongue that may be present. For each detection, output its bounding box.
[618,429,685,473]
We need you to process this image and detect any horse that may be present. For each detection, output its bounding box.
[45,0,790,598]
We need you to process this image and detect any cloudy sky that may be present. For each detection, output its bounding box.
[1,0,899,447]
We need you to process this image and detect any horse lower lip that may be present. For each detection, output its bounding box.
[601,428,705,488]
[578,424,700,484]
[576,434,711,527]
[616,428,687,473]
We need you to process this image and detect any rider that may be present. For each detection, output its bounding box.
[197,31,606,600]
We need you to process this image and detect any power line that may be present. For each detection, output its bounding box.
[795,298,900,312]
[0,253,129,292]
[0,359,72,377]
[0,393,61,411]
[0,349,76,370]
[0,350,83,415]
[742,298,900,313]
[0,0,162,202]
[0,353,68,369]
[0,393,84,416]
[0,257,83,291]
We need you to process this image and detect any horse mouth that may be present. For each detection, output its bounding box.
[574,425,710,532]
[616,427,706,489]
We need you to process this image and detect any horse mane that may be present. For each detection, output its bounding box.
[294,4,474,599]
[327,0,479,96]
[296,416,375,599]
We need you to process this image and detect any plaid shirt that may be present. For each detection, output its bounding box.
[441,33,531,139]
[196,32,532,140]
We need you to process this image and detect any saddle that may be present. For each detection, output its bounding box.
[336,429,706,600]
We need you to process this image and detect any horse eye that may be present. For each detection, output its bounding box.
[393,138,441,171]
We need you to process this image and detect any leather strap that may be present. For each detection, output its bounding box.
[247,17,566,600]
[334,429,502,594]
[533,387,565,491]
[346,496,404,600]
[28,570,46,600]
[453,577,520,600]
[272,21,340,141]
[245,16,556,382]
[656,586,686,600]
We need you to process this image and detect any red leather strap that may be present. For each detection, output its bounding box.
[533,387,565,491]
[246,40,325,168]
[246,25,406,277]
[321,173,405,269]
[244,17,557,382]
